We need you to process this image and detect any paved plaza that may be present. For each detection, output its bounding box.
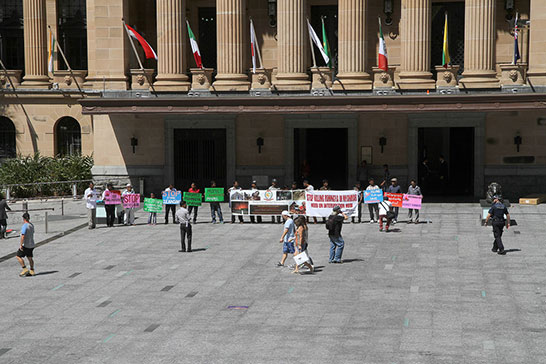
[0,201,545,364]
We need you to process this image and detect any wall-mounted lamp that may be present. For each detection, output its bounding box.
[131,137,138,153]
[256,137,264,153]
[384,0,394,26]
[504,0,515,20]
[268,0,277,27]
[514,134,522,152]
[379,136,387,153]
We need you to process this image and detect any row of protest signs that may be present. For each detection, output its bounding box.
[102,190,141,209]
[363,189,422,209]
[142,188,227,213]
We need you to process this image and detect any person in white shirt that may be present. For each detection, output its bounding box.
[366,178,380,223]
[269,178,281,224]
[303,180,317,224]
[164,184,177,224]
[176,201,192,252]
[378,196,393,232]
[121,183,136,226]
[84,182,97,229]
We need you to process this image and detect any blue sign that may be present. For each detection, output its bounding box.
[363,189,383,204]
[162,190,182,205]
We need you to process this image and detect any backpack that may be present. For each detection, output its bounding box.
[325,215,336,232]
[381,202,396,220]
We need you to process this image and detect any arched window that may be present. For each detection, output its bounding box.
[56,117,81,156]
[57,0,87,70]
[0,116,16,159]
[0,0,24,71]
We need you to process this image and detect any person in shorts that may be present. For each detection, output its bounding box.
[276,210,295,267]
[16,213,35,277]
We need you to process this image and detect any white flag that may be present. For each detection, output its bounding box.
[250,19,258,73]
[307,20,329,65]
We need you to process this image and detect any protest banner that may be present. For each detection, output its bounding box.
[162,190,181,204]
[183,192,202,206]
[143,198,163,213]
[205,188,224,202]
[103,190,121,205]
[402,194,423,209]
[305,190,359,217]
[384,193,403,207]
[122,194,141,208]
[364,189,383,204]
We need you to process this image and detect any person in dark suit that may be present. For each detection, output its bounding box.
[0,193,11,239]
[484,195,511,255]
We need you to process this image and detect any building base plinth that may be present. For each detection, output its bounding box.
[332,72,372,91]
[459,70,500,89]
[372,67,395,89]
[190,68,214,91]
[212,74,250,91]
[435,65,459,88]
[499,64,526,86]
[273,73,311,91]
[154,74,191,92]
[397,71,436,90]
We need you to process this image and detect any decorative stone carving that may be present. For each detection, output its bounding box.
[499,63,526,86]
[0,70,22,88]
[250,68,272,90]
[435,65,459,87]
[372,67,395,88]
[190,68,214,91]
[52,70,88,89]
[64,75,72,86]
[311,67,333,90]
[130,69,155,90]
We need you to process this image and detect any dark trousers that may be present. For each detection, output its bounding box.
[250,216,262,223]
[492,221,505,252]
[368,203,379,221]
[105,205,116,227]
[165,204,176,223]
[231,215,244,223]
[352,204,362,223]
[180,223,192,251]
[0,219,6,238]
[188,206,198,222]
[271,216,281,223]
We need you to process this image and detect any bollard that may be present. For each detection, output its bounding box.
[72,183,77,200]
[23,201,28,213]
[6,187,10,200]
[45,211,48,233]
[61,198,64,216]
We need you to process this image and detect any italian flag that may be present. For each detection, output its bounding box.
[186,20,203,69]
[48,29,55,73]
[442,12,451,68]
[378,17,388,71]
[125,24,157,60]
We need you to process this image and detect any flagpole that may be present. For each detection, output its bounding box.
[513,12,519,65]
[47,26,84,96]
[306,18,317,68]
[122,19,157,96]
[250,18,264,70]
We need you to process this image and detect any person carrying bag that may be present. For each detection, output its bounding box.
[378,196,394,232]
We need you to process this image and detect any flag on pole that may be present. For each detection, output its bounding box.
[48,29,55,73]
[307,19,330,66]
[125,24,157,60]
[442,12,451,68]
[186,21,203,69]
[513,12,521,65]
[250,19,258,73]
[321,17,331,68]
[378,17,388,71]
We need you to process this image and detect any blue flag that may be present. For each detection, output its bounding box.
[513,13,520,65]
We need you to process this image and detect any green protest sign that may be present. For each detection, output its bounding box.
[143,198,163,213]
[183,192,202,206]
[205,188,224,202]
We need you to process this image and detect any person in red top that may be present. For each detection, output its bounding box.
[188,182,200,224]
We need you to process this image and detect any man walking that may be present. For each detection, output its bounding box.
[16,213,35,277]
[366,178,380,223]
[327,206,348,264]
[122,183,136,226]
[209,181,224,224]
[84,182,97,229]
[176,201,192,252]
[164,184,177,224]
[386,178,401,223]
[407,180,422,224]
[276,210,295,267]
[484,195,510,255]
[0,193,11,238]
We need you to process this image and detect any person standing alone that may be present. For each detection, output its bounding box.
[84,182,97,229]
[484,195,510,255]
[0,193,11,238]
[326,206,348,263]
[176,201,192,252]
[16,213,35,276]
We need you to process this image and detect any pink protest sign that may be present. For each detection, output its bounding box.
[402,194,422,209]
[122,194,141,208]
[104,190,121,205]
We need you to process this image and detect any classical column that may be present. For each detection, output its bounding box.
[212,0,250,91]
[527,0,546,86]
[459,0,499,89]
[333,0,372,91]
[397,0,435,90]
[273,0,310,91]
[154,0,190,91]
[22,0,50,88]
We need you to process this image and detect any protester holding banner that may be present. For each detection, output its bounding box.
[208,181,224,224]
[175,201,192,252]
[249,181,262,224]
[385,178,401,223]
[327,206,348,264]
[351,183,363,223]
[319,180,331,223]
[122,183,137,226]
[187,182,200,224]
[365,178,380,223]
[276,210,295,267]
[407,180,422,223]
[228,181,244,224]
[303,180,318,224]
[378,196,394,232]
[102,183,117,227]
[164,184,178,224]
[147,193,158,225]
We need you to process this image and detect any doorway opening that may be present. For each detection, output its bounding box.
[174,129,226,190]
[418,127,474,196]
[294,128,348,189]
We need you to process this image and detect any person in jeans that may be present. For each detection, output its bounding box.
[276,210,295,267]
[407,180,422,223]
[102,183,116,227]
[16,213,35,277]
[164,184,177,224]
[484,195,510,255]
[176,201,192,252]
[385,178,401,223]
[0,193,11,239]
[122,183,136,226]
[147,192,158,225]
[327,206,348,263]
[366,178,380,223]
[187,182,200,224]
[84,182,97,229]
[378,196,393,232]
[209,181,224,224]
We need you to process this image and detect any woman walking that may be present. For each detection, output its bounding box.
[293,216,314,274]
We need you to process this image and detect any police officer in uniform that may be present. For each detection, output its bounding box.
[484,195,510,255]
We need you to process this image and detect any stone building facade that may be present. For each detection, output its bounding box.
[1,0,546,200]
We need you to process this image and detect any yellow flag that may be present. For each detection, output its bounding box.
[442,12,450,67]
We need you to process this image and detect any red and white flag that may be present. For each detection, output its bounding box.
[186,20,203,69]
[250,19,258,73]
[378,17,388,71]
[125,24,157,60]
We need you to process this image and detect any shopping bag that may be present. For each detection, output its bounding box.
[294,251,310,265]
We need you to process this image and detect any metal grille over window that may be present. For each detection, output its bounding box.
[0,0,24,71]
[57,0,87,70]
[431,3,465,75]
[0,116,16,160]
[56,117,81,156]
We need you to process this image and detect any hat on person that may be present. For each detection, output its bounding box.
[272,178,277,183]
[252,180,257,184]
[333,206,341,212]
[126,183,132,187]
[391,178,397,182]
[281,210,290,217]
